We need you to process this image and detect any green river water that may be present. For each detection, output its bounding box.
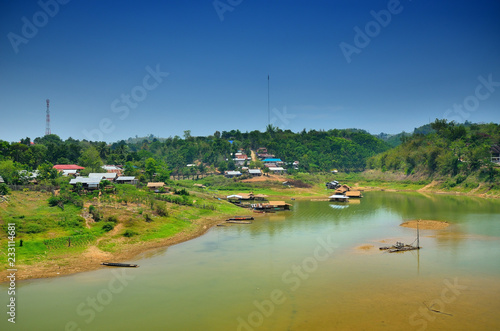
[1,191,500,330]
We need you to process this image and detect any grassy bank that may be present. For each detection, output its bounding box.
[0,184,244,280]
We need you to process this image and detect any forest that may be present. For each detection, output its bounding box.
[0,125,390,185]
[1,121,499,187]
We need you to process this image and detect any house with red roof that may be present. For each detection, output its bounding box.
[53,165,85,176]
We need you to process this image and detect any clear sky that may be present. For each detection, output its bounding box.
[1,0,499,143]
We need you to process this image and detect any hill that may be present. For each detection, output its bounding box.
[367,120,500,188]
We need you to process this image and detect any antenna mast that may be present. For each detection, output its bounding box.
[267,75,270,126]
[45,99,51,135]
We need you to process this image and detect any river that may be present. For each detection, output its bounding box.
[1,191,500,330]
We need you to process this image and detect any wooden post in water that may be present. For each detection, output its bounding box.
[417,219,420,249]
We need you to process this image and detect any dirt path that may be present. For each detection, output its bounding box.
[417,180,441,192]
[250,150,258,162]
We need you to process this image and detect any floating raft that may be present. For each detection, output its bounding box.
[101,262,139,268]
[228,216,254,220]
[380,242,420,253]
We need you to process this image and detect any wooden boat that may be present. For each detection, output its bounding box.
[101,262,139,267]
[228,216,254,220]
[226,220,252,224]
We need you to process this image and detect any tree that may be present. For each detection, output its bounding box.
[0,160,22,184]
[37,162,59,181]
[124,162,139,176]
[78,146,103,173]
[145,158,158,181]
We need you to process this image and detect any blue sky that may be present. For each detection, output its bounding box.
[1,0,499,143]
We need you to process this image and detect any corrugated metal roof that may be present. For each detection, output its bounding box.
[269,167,285,171]
[263,158,282,162]
[116,176,136,181]
[225,171,242,175]
[0,176,4,183]
[69,177,101,184]
[248,169,262,174]
[89,173,117,179]
[102,165,122,170]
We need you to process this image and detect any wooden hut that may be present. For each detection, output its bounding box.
[345,191,362,198]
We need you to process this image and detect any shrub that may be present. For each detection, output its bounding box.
[102,222,115,232]
[89,205,102,222]
[155,203,168,217]
[48,196,61,207]
[174,188,189,196]
[144,214,153,222]
[123,229,138,237]
[106,215,119,223]
[24,222,44,234]
[0,183,11,195]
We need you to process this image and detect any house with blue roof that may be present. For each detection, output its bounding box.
[262,158,282,164]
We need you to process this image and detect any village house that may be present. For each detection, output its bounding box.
[147,182,169,192]
[262,158,283,165]
[0,176,4,184]
[53,164,85,176]
[69,177,101,190]
[89,173,117,181]
[102,165,122,175]
[116,176,138,185]
[268,167,286,174]
[492,145,500,164]
[224,171,242,178]
[248,169,262,176]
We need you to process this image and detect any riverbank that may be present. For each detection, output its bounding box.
[2,174,498,282]
[0,212,237,282]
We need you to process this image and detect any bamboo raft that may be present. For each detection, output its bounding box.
[379,242,420,253]
[101,262,139,268]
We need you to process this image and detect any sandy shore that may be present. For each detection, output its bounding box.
[400,219,450,230]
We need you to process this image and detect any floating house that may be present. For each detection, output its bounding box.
[252,201,292,211]
[329,194,349,202]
